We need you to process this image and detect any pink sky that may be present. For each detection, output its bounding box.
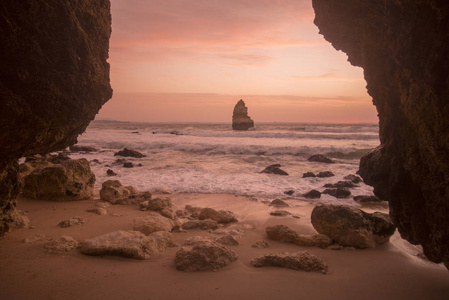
[98,0,378,123]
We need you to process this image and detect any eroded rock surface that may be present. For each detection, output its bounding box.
[250,252,328,274]
[311,204,395,249]
[266,225,331,249]
[312,0,449,266]
[0,1,112,235]
[232,99,254,130]
[133,212,174,235]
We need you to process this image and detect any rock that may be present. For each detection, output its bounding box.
[261,164,289,176]
[133,212,174,235]
[198,208,238,223]
[302,172,316,178]
[311,204,396,248]
[316,171,335,178]
[106,169,117,176]
[323,181,357,188]
[353,195,385,204]
[175,241,238,272]
[283,190,295,196]
[313,0,449,266]
[159,208,175,220]
[343,174,362,184]
[322,188,351,198]
[79,230,172,260]
[86,208,108,216]
[307,154,334,164]
[0,1,112,234]
[270,210,291,217]
[251,240,271,249]
[99,180,141,205]
[140,197,172,211]
[250,252,328,274]
[232,99,254,131]
[114,148,146,158]
[69,145,98,152]
[182,236,211,246]
[123,162,134,168]
[10,209,30,229]
[44,236,79,254]
[22,159,95,201]
[58,216,87,228]
[269,199,289,207]
[303,190,321,199]
[182,219,219,230]
[266,225,331,249]
[215,234,239,246]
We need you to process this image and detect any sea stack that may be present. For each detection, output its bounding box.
[232,100,254,131]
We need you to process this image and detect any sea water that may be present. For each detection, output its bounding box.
[69,120,380,205]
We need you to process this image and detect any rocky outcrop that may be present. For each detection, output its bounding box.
[175,241,238,272]
[232,99,254,130]
[250,252,328,274]
[311,205,396,249]
[312,0,449,265]
[0,1,112,235]
[22,158,95,201]
[79,230,172,260]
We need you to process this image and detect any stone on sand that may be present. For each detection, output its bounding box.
[133,212,174,235]
[266,225,331,249]
[250,252,328,274]
[198,208,238,223]
[58,216,87,228]
[44,236,79,254]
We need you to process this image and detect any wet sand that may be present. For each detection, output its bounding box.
[0,193,448,300]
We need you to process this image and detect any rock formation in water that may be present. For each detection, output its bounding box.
[312,0,449,266]
[232,99,254,130]
[0,1,112,236]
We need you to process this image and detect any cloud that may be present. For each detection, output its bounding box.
[110,0,320,65]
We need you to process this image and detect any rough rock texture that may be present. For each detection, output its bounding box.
[308,154,334,164]
[22,158,95,201]
[182,219,219,230]
[133,212,174,235]
[44,236,79,254]
[99,180,141,204]
[311,205,396,249]
[232,99,254,130]
[58,216,87,228]
[266,225,332,249]
[250,252,328,274]
[312,0,449,265]
[303,190,321,199]
[175,241,238,272]
[322,188,351,199]
[79,230,172,260]
[0,1,112,235]
[114,148,146,158]
[198,208,238,223]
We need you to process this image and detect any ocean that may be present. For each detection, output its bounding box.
[70,120,380,205]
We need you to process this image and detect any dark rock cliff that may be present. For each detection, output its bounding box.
[0,1,112,235]
[312,0,449,267]
[232,99,254,130]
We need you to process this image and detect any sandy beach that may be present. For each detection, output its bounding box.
[1,192,448,300]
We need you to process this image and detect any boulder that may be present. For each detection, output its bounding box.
[139,197,172,211]
[251,240,271,249]
[123,162,134,168]
[133,212,174,235]
[58,216,87,228]
[99,180,141,205]
[324,181,357,188]
[175,241,238,272]
[311,204,396,248]
[266,225,331,249]
[303,190,321,199]
[114,148,146,158]
[250,252,328,274]
[269,199,289,207]
[316,171,335,178]
[215,234,239,246]
[302,172,316,178]
[22,158,95,201]
[261,164,288,176]
[106,169,117,176]
[79,230,172,260]
[322,188,351,198]
[232,99,254,131]
[343,174,362,184]
[44,236,79,254]
[198,208,238,223]
[284,190,295,196]
[307,154,334,164]
[182,219,219,230]
[270,210,291,217]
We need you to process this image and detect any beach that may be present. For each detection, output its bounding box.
[1,192,448,300]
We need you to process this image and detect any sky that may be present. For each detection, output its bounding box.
[97,0,378,123]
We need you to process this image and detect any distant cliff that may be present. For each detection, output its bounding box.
[313,0,449,267]
[232,99,254,131]
[0,0,112,235]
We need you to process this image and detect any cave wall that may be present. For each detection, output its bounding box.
[0,0,112,235]
[312,0,449,266]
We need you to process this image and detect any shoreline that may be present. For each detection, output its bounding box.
[0,192,448,300]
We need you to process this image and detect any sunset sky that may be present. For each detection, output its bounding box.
[97,0,378,123]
